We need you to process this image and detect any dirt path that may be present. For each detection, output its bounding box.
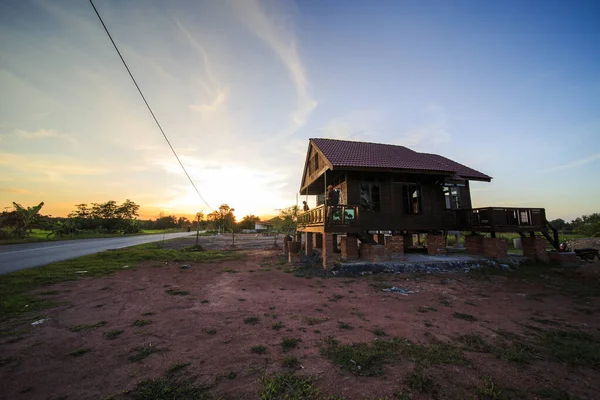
[1,249,599,399]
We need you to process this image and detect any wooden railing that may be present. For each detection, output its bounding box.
[298,205,359,227]
[464,207,546,231]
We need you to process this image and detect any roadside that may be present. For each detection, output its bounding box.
[1,235,599,399]
[0,232,195,275]
[0,228,189,246]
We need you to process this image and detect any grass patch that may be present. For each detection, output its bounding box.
[372,329,387,337]
[272,322,283,331]
[418,306,438,313]
[456,332,532,366]
[351,311,367,321]
[328,294,344,302]
[251,345,267,354]
[320,336,467,376]
[537,388,580,400]
[282,355,299,369]
[202,328,217,335]
[244,316,260,325]
[0,243,239,322]
[281,337,301,352]
[456,334,493,353]
[103,329,124,340]
[453,312,478,322]
[128,344,163,362]
[132,376,209,400]
[167,362,191,375]
[166,288,189,296]
[338,321,353,330]
[404,370,434,393]
[69,321,107,332]
[304,317,328,326]
[538,330,600,367]
[259,374,320,399]
[69,348,91,357]
[133,319,152,327]
[438,296,453,307]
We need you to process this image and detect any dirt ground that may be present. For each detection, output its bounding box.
[1,235,599,400]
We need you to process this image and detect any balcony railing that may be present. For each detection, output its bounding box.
[465,207,546,231]
[298,205,359,227]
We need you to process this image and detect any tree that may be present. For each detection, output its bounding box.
[177,216,190,228]
[572,213,600,237]
[0,202,45,238]
[549,218,567,231]
[271,205,300,246]
[238,214,260,230]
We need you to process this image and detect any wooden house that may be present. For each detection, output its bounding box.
[296,138,558,267]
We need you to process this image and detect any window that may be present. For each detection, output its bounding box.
[443,186,461,210]
[360,183,381,212]
[403,184,422,214]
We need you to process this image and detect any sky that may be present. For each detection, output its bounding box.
[0,0,599,221]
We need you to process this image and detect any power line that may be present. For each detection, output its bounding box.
[88,0,213,211]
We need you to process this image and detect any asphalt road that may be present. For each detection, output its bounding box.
[0,232,194,275]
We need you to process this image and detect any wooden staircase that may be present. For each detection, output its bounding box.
[541,219,560,250]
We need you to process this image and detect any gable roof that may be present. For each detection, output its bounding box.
[310,138,491,181]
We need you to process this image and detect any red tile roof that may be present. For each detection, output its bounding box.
[311,138,491,181]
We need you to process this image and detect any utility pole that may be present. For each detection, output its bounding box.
[195,212,201,247]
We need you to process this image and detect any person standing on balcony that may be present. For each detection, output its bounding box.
[302,201,310,211]
[327,185,339,206]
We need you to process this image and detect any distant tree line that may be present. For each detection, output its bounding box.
[0,200,265,240]
[549,213,600,237]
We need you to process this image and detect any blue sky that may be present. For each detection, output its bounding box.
[0,0,598,220]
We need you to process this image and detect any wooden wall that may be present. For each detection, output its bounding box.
[341,171,471,232]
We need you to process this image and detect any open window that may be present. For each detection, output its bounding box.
[360,183,381,212]
[404,184,422,214]
[443,186,461,210]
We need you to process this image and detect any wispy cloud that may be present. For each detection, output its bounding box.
[0,153,109,182]
[396,126,451,147]
[229,0,317,134]
[175,19,229,116]
[0,129,75,143]
[395,104,451,147]
[319,110,383,141]
[541,153,600,173]
[0,188,30,194]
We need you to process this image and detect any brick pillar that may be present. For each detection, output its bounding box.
[359,243,387,261]
[306,232,313,255]
[322,233,336,269]
[482,237,507,259]
[340,235,359,261]
[465,235,484,255]
[427,233,446,255]
[385,235,404,260]
[403,234,413,250]
[522,236,549,263]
